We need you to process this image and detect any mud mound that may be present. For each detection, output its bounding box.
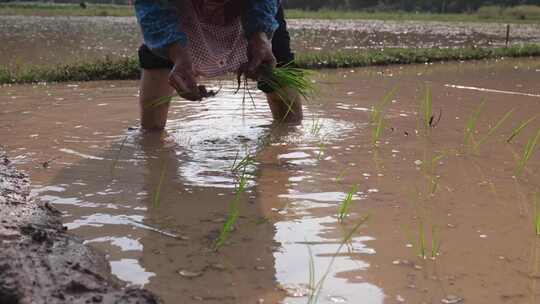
[0,148,161,304]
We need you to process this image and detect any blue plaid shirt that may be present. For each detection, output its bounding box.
[135,0,278,52]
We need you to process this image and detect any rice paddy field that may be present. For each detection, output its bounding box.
[1,56,540,303]
[1,15,540,69]
[2,5,540,304]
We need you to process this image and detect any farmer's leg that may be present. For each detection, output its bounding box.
[265,5,302,123]
[138,45,175,131]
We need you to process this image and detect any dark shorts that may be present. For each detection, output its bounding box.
[138,6,294,70]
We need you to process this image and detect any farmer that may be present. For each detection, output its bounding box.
[135,0,302,131]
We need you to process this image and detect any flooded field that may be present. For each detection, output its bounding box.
[1,15,539,67]
[1,58,540,304]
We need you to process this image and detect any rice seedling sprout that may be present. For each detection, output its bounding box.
[419,85,434,130]
[464,100,486,149]
[431,225,440,258]
[214,171,248,250]
[371,87,398,145]
[152,159,167,208]
[472,108,514,153]
[338,184,358,222]
[515,127,540,176]
[308,215,370,304]
[534,192,540,236]
[507,116,537,143]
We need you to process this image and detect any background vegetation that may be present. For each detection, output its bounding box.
[1,1,539,21]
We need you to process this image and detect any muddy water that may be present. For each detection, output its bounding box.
[2,58,540,303]
[1,15,540,67]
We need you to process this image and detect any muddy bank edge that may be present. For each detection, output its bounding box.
[0,148,161,304]
[1,44,539,84]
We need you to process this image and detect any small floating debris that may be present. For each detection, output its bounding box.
[328,295,347,303]
[441,295,464,304]
[278,284,311,297]
[178,269,203,278]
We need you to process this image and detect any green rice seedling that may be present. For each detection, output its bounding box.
[515,127,540,176]
[338,185,358,222]
[231,151,255,173]
[419,85,434,130]
[425,151,446,195]
[371,87,398,145]
[316,140,326,161]
[415,221,440,259]
[417,220,427,259]
[308,215,370,304]
[310,115,323,136]
[534,192,540,235]
[110,134,128,176]
[145,85,218,109]
[431,225,440,258]
[464,100,486,149]
[252,63,316,121]
[334,168,348,184]
[472,108,514,153]
[214,171,248,250]
[307,243,316,291]
[507,116,537,143]
[152,159,167,208]
[145,94,174,109]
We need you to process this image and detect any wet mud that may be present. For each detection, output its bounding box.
[1,58,540,303]
[0,149,160,303]
[1,15,539,67]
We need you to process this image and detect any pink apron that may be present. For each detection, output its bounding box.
[177,0,248,77]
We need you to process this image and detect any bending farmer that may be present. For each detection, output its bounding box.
[135,0,303,130]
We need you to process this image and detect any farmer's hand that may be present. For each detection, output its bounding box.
[246,32,276,80]
[168,43,202,101]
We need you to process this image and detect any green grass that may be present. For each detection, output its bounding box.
[338,185,358,222]
[478,5,540,22]
[3,3,539,23]
[286,8,540,23]
[2,45,540,84]
[515,127,540,177]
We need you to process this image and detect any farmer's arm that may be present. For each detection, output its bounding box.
[241,0,279,78]
[134,0,201,100]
